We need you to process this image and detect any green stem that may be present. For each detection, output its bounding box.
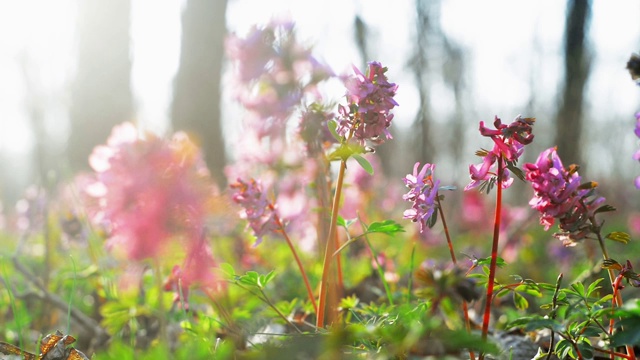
[359,218,394,306]
[317,159,347,328]
[67,255,77,335]
[407,243,416,303]
[479,158,504,360]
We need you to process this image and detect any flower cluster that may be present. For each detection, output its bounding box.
[86,123,215,260]
[337,61,399,144]
[84,123,221,306]
[230,178,280,245]
[524,147,605,246]
[226,20,333,139]
[465,116,535,191]
[402,162,440,233]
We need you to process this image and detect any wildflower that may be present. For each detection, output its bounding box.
[402,162,440,233]
[230,178,279,245]
[465,115,534,191]
[86,122,215,260]
[337,61,398,144]
[524,147,605,245]
[226,20,333,138]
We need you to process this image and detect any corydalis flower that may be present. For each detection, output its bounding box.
[524,147,605,246]
[86,122,214,261]
[226,20,333,138]
[230,178,279,245]
[337,61,398,144]
[403,162,440,233]
[465,115,535,191]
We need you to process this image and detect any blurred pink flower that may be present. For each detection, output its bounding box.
[230,177,279,245]
[226,20,333,139]
[86,122,215,261]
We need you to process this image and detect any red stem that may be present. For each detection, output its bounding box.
[272,209,318,314]
[479,159,504,360]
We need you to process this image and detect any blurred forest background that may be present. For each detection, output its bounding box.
[1,0,639,212]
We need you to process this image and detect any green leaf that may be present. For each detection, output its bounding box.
[585,278,604,298]
[327,119,341,142]
[366,220,405,235]
[555,338,574,359]
[328,143,365,161]
[513,291,529,310]
[263,270,276,287]
[352,154,374,175]
[605,231,630,244]
[576,339,593,359]
[570,282,586,298]
[220,263,236,278]
[475,256,507,268]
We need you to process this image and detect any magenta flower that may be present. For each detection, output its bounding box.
[524,147,605,245]
[337,61,399,144]
[465,116,535,191]
[402,162,440,233]
[230,178,280,245]
[86,122,215,261]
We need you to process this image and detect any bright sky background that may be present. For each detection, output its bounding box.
[1,0,639,188]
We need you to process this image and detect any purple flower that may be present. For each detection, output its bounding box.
[226,20,334,139]
[524,147,605,245]
[337,61,398,144]
[403,162,440,233]
[230,178,279,245]
[465,116,534,191]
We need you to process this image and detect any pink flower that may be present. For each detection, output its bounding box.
[465,115,534,191]
[226,20,334,139]
[402,162,440,233]
[524,147,605,245]
[86,122,215,261]
[230,178,280,245]
[337,61,398,144]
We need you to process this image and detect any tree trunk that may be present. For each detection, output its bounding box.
[171,0,228,187]
[68,0,133,171]
[555,0,591,167]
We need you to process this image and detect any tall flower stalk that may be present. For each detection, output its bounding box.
[402,162,475,360]
[316,61,398,328]
[464,116,535,359]
[230,178,318,313]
